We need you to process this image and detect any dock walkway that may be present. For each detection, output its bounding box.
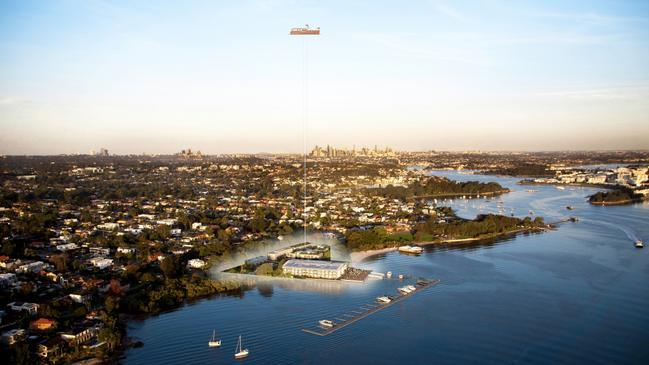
[301,279,440,336]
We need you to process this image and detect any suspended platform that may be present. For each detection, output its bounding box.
[290,24,320,35]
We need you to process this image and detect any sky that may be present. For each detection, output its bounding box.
[1,0,648,154]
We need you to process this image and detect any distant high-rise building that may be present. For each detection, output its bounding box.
[91,148,109,156]
[309,145,397,158]
[178,148,203,159]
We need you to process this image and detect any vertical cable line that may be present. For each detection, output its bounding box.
[290,24,319,244]
[303,37,308,244]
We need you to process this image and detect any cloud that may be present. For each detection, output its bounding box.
[487,33,622,46]
[531,11,649,26]
[351,31,487,65]
[0,96,30,106]
[534,84,649,101]
[433,3,468,22]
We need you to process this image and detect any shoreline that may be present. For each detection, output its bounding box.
[407,189,510,200]
[350,227,548,263]
[350,247,400,263]
[589,198,645,206]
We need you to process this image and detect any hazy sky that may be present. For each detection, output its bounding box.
[1,0,648,154]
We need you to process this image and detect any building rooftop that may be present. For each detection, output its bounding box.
[283,259,346,270]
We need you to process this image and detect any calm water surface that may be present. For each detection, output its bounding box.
[124,172,649,364]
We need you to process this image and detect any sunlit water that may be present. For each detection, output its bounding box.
[124,171,649,364]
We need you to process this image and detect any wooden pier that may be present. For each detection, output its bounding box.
[301,279,441,336]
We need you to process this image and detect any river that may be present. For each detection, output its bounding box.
[123,171,649,364]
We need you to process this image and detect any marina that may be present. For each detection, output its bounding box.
[302,279,441,337]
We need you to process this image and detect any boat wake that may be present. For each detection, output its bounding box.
[582,217,639,243]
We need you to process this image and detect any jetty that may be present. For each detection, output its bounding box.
[301,278,440,336]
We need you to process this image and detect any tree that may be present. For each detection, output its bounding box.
[20,281,34,297]
[50,254,70,271]
[1,241,15,256]
[160,256,181,279]
[108,279,123,296]
[255,263,274,276]
[105,296,120,313]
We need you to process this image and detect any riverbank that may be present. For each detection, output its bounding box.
[589,198,646,206]
[408,189,511,200]
[350,226,550,263]
[517,180,611,190]
[106,278,242,364]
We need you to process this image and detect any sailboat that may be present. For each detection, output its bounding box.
[208,330,221,347]
[234,335,249,359]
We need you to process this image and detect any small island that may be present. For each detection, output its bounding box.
[588,188,645,206]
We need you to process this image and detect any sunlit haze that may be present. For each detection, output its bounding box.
[1,0,648,154]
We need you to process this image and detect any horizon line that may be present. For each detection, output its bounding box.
[2,148,649,157]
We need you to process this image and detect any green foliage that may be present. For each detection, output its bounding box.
[345,227,389,251]
[344,214,546,252]
[160,256,181,279]
[122,276,241,315]
[487,163,553,177]
[415,214,545,240]
[8,343,34,365]
[255,263,274,276]
[386,231,414,242]
[50,253,70,271]
[366,176,506,201]
[589,189,637,204]
[1,241,15,255]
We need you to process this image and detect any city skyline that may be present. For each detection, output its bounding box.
[1,0,649,155]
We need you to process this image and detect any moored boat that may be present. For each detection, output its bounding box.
[234,335,249,359]
[377,296,391,303]
[406,285,416,292]
[208,330,221,347]
[398,245,423,254]
[318,319,334,327]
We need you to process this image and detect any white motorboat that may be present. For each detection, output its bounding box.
[635,240,644,248]
[398,245,423,254]
[376,296,392,304]
[406,285,416,292]
[318,319,334,327]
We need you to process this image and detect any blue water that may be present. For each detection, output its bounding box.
[124,172,649,364]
